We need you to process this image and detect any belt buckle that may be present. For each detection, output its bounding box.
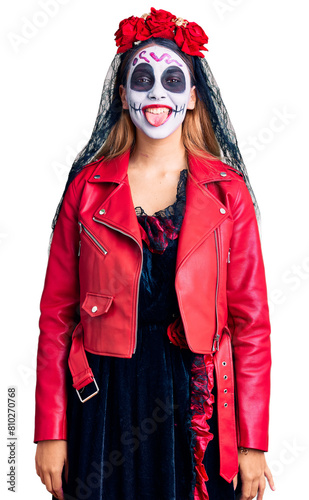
[76,377,99,403]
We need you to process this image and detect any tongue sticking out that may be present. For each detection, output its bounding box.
[145,109,170,127]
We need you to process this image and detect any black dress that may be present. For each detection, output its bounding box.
[61,169,236,500]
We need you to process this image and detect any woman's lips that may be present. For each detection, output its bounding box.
[142,105,172,127]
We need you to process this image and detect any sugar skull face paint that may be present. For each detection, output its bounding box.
[124,45,194,139]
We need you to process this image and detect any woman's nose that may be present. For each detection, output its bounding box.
[147,81,167,100]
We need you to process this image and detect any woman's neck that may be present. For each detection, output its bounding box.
[129,126,188,174]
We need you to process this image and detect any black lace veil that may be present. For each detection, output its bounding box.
[51,41,260,232]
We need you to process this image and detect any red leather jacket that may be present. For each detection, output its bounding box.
[34,150,271,482]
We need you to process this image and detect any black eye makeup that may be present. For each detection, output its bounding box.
[130,63,154,92]
[161,66,186,93]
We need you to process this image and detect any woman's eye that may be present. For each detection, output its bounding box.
[136,76,151,84]
[161,67,185,93]
[133,76,151,84]
[165,77,182,85]
[130,69,154,91]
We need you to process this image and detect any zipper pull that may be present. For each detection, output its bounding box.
[227,248,231,263]
[212,333,220,352]
[78,222,82,257]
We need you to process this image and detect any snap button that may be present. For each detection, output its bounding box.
[224,403,228,407]
[222,361,227,366]
[220,208,226,214]
[99,209,106,215]
[224,389,228,393]
[220,172,227,177]
[92,306,98,313]
[223,375,228,380]
[94,175,100,179]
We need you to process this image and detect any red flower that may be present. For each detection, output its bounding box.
[146,7,176,40]
[114,9,209,58]
[114,16,149,53]
[175,22,209,58]
[135,18,152,41]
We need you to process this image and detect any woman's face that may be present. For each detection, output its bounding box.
[121,44,196,140]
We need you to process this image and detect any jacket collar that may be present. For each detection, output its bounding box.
[87,149,234,185]
[89,149,231,270]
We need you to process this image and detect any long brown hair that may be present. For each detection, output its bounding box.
[93,38,221,165]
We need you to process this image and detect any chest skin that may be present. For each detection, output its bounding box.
[127,163,187,216]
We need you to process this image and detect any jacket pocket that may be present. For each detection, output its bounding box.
[81,292,114,317]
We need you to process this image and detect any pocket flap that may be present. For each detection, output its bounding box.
[82,293,113,317]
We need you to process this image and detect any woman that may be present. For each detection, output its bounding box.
[34,8,275,500]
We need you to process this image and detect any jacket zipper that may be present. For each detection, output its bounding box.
[212,228,220,352]
[93,216,143,354]
[78,222,108,256]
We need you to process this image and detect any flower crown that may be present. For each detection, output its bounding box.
[114,7,209,58]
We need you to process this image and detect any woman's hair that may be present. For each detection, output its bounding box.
[93,37,221,164]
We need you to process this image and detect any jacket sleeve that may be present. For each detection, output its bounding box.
[34,181,80,442]
[226,179,271,451]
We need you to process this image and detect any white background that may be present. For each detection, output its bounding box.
[1,0,308,498]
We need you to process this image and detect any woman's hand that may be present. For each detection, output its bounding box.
[35,440,68,500]
[232,448,275,499]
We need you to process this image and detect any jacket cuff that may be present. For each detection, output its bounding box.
[34,406,67,443]
[237,425,269,452]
